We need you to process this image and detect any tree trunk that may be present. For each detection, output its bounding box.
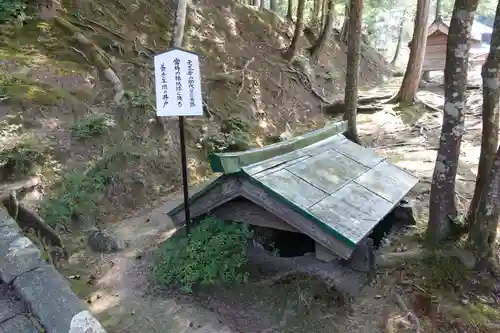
[170,0,188,48]
[310,0,321,27]
[427,0,479,243]
[340,4,349,43]
[261,0,266,9]
[321,0,328,30]
[284,0,306,61]
[467,1,500,233]
[390,10,406,66]
[270,0,278,11]
[422,70,431,81]
[469,146,500,268]
[254,0,261,7]
[389,0,430,104]
[309,0,334,63]
[287,0,294,21]
[343,0,363,144]
[435,0,441,21]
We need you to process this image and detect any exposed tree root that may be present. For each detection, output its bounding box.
[54,16,124,103]
[375,247,476,270]
[284,67,334,104]
[1,192,66,252]
[357,94,394,104]
[393,290,421,332]
[247,245,366,297]
[417,99,442,113]
[0,177,41,200]
[84,18,127,40]
[323,99,383,116]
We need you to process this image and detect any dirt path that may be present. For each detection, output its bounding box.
[62,188,397,333]
[60,75,495,333]
[68,196,237,333]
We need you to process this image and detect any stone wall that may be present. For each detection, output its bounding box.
[0,208,107,333]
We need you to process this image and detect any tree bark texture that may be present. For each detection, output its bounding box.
[435,0,442,21]
[467,0,500,233]
[170,0,188,48]
[287,0,294,20]
[340,4,349,43]
[390,10,406,66]
[343,0,363,143]
[309,0,334,63]
[284,0,306,61]
[469,146,500,266]
[310,0,322,27]
[270,0,278,11]
[427,0,479,243]
[391,0,430,103]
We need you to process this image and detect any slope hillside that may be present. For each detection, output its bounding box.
[0,0,391,226]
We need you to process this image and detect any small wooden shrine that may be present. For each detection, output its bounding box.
[408,18,490,72]
[168,121,419,264]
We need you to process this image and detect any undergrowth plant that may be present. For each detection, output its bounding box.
[40,150,140,227]
[70,115,112,139]
[0,0,26,24]
[0,140,49,179]
[153,216,253,292]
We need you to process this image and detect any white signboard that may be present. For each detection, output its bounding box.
[154,48,203,117]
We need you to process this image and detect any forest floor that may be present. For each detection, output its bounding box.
[54,73,500,333]
[1,0,500,332]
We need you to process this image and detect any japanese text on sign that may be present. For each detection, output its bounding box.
[154,48,203,116]
[187,60,196,108]
[160,63,168,107]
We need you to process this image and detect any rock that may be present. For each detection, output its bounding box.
[391,199,417,227]
[87,228,123,253]
[460,298,469,305]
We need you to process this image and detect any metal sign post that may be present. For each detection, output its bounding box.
[154,48,203,235]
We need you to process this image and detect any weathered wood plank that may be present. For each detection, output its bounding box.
[243,150,309,177]
[169,176,241,226]
[258,169,328,210]
[286,149,369,195]
[252,155,311,179]
[240,179,354,259]
[300,133,347,156]
[354,161,419,204]
[244,134,347,178]
[209,121,347,174]
[210,198,299,232]
[308,183,394,245]
[332,140,384,168]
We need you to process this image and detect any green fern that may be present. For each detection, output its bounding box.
[153,216,253,292]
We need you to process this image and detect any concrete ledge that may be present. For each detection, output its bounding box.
[0,208,107,333]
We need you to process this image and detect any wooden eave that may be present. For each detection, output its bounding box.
[168,172,357,259]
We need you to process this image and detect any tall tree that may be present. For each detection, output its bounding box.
[427,0,479,243]
[469,148,500,268]
[467,1,500,235]
[422,0,443,81]
[343,0,363,143]
[310,0,322,28]
[309,0,334,63]
[287,0,294,21]
[270,0,278,11]
[388,0,430,103]
[340,4,350,43]
[284,0,306,60]
[435,0,442,21]
[391,9,407,67]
